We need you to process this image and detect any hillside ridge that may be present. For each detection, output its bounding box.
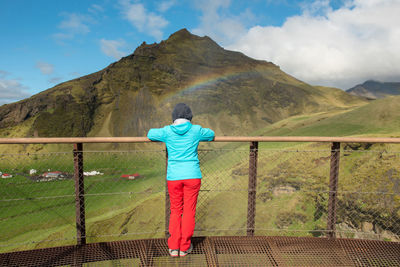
[347,80,400,99]
[0,29,366,140]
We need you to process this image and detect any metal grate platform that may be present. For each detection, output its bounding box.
[1,236,399,266]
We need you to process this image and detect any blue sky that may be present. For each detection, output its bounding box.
[1,0,400,105]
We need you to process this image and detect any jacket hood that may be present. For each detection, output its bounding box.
[170,122,192,135]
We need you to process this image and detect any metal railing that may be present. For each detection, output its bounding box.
[1,136,399,253]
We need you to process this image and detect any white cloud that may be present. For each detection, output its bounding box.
[158,0,176,12]
[52,32,74,41]
[0,70,9,79]
[119,0,168,41]
[228,0,400,89]
[88,4,104,14]
[59,13,91,34]
[191,0,255,46]
[300,0,333,16]
[100,39,128,59]
[35,61,54,75]
[53,13,93,42]
[0,79,31,105]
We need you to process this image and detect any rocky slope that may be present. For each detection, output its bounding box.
[347,80,400,99]
[0,29,366,138]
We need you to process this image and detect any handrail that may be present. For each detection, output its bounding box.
[1,136,400,144]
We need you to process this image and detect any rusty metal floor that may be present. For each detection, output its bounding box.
[1,236,399,266]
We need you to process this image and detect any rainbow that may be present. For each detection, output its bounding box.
[168,69,260,99]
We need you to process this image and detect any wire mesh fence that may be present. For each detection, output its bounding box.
[0,141,399,254]
[255,144,331,237]
[0,149,77,252]
[82,150,167,243]
[336,145,400,241]
[196,148,249,237]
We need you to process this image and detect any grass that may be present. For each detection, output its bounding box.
[1,96,400,252]
[0,150,168,252]
[256,96,400,138]
[1,142,399,252]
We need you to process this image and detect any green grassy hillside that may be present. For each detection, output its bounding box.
[255,95,400,138]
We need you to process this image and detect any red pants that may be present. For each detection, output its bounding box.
[167,179,201,251]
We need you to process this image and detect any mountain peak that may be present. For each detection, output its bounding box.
[165,28,217,46]
[169,28,192,38]
[347,80,400,99]
[131,28,224,60]
[132,28,215,56]
[363,80,381,85]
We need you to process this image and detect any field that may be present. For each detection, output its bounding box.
[1,97,400,252]
[0,148,167,252]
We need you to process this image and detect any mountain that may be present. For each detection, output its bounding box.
[347,80,400,99]
[0,29,366,139]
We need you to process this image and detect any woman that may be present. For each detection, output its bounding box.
[147,103,215,257]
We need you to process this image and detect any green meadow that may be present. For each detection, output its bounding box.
[0,149,167,252]
[1,96,400,252]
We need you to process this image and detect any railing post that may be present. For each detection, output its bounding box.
[247,141,258,236]
[165,148,170,238]
[327,142,340,238]
[73,143,86,245]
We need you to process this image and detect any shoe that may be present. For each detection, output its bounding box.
[168,248,179,257]
[179,244,193,257]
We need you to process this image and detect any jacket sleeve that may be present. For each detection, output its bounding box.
[147,127,166,142]
[199,127,215,141]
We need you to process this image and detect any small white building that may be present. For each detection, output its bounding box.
[43,171,64,178]
[121,173,141,180]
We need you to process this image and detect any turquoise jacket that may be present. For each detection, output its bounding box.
[147,122,215,181]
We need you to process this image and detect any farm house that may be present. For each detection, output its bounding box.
[121,173,140,180]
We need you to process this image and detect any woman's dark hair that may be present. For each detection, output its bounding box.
[172,103,193,122]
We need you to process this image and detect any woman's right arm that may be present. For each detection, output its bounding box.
[199,127,215,141]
